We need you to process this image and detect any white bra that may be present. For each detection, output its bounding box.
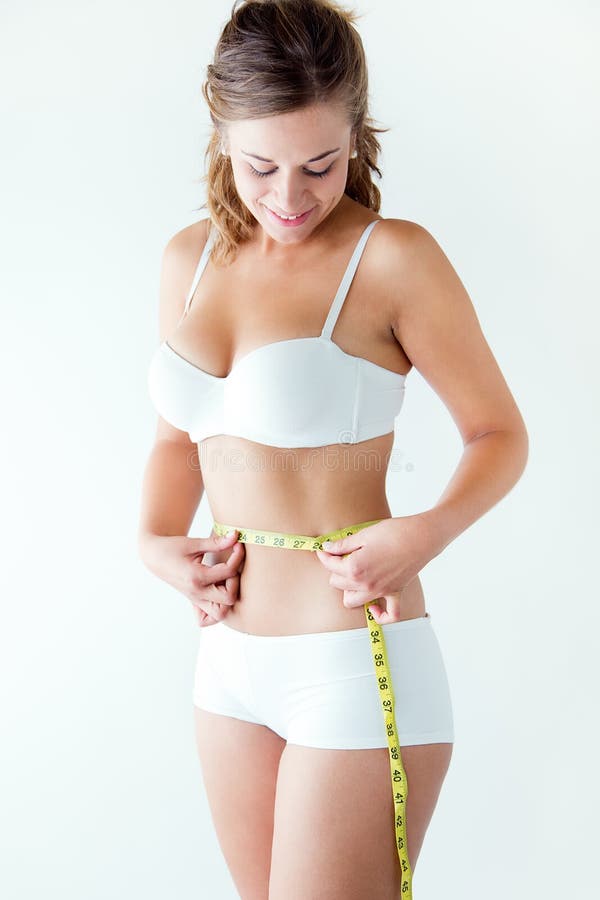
[147,218,407,448]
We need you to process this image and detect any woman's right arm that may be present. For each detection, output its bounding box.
[137,222,245,624]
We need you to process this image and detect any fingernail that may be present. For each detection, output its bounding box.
[322,540,333,550]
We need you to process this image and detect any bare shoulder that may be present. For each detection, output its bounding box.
[159,218,211,340]
[152,218,210,446]
[368,216,430,267]
[365,217,430,300]
[374,216,529,446]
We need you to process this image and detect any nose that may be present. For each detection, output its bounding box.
[270,174,310,213]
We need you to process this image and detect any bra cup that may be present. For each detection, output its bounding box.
[222,340,358,442]
[148,343,220,433]
[147,218,408,446]
[148,338,407,446]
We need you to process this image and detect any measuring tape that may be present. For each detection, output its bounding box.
[212,518,414,898]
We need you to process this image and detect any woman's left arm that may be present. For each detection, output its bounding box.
[316,220,529,620]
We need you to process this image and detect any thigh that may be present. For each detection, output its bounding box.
[194,706,286,900]
[268,740,453,900]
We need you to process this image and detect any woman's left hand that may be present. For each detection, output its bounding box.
[314,515,439,624]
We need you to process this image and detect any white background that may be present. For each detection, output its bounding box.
[1,1,598,897]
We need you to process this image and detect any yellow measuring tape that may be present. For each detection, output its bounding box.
[212,517,414,898]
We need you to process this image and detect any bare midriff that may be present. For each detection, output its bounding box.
[197,431,426,637]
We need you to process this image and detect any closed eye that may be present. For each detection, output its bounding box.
[249,163,334,179]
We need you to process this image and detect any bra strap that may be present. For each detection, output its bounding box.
[320,219,380,341]
[182,222,215,317]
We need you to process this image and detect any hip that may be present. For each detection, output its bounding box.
[195,610,454,748]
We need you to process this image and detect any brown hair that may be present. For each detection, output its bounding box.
[195,0,389,266]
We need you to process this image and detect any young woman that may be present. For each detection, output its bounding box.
[139,1,528,897]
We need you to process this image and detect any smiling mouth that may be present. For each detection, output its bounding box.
[264,204,313,219]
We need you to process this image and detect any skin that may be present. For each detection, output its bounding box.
[140,98,528,896]
[142,100,527,631]
[221,102,358,259]
[213,104,425,633]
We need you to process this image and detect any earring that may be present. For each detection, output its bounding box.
[350,148,358,159]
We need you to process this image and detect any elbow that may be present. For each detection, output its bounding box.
[509,415,530,473]
[498,423,530,481]
[469,423,530,481]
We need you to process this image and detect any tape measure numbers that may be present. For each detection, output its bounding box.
[212,518,414,897]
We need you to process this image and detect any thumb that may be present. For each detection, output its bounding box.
[213,527,238,545]
[320,533,352,553]
[188,529,238,553]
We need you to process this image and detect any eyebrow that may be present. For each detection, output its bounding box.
[240,147,341,163]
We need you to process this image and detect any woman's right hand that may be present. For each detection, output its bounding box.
[141,530,245,627]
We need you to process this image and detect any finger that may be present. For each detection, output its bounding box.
[198,610,221,627]
[187,529,239,556]
[315,545,365,575]
[218,538,245,565]
[195,606,212,627]
[203,581,235,606]
[342,589,382,608]
[327,573,366,592]
[326,567,379,596]
[206,541,244,573]
[318,532,365,554]
[366,603,384,624]
[320,520,384,553]
[222,539,244,560]
[367,604,394,624]
[195,597,226,621]
[236,551,246,573]
[229,541,246,565]
[217,571,240,600]
[379,601,406,624]
[210,599,230,621]
[196,549,244,586]
[224,573,240,604]
[191,584,229,613]
[213,582,236,606]
[367,599,407,624]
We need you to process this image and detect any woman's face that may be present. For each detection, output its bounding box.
[223,102,355,245]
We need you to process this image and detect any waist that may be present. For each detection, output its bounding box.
[212,516,385,551]
[212,515,426,636]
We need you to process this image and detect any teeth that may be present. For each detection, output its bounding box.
[268,207,303,220]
